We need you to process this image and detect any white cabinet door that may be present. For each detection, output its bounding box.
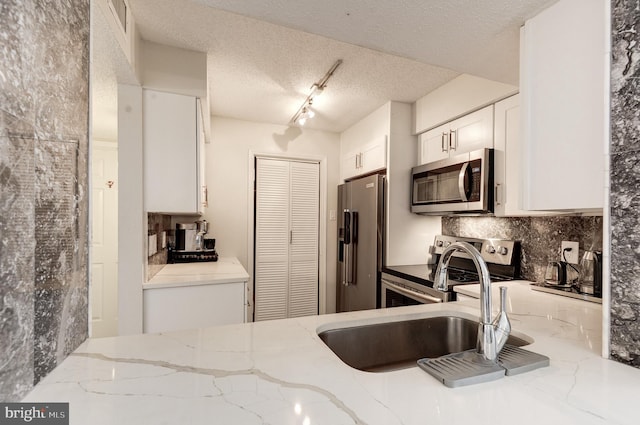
[520,0,606,211]
[143,281,246,334]
[254,158,320,321]
[494,95,557,216]
[418,106,493,164]
[450,105,494,155]
[341,136,387,180]
[341,150,360,181]
[360,136,387,175]
[419,124,449,164]
[197,99,207,213]
[143,89,201,214]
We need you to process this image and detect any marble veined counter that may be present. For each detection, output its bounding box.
[143,257,249,289]
[25,281,640,424]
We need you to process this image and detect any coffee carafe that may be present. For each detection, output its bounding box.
[578,250,603,297]
[195,220,209,251]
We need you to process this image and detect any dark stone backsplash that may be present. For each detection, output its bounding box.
[0,0,90,401]
[610,0,640,367]
[442,216,603,283]
[147,213,172,279]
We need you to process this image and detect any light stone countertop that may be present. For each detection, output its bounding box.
[25,280,640,425]
[143,257,249,289]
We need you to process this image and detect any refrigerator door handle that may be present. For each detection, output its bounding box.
[342,210,351,286]
[348,211,358,285]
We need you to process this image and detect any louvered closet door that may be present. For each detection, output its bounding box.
[288,161,319,317]
[255,159,290,321]
[254,158,319,321]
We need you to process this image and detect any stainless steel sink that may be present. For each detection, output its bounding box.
[318,315,530,372]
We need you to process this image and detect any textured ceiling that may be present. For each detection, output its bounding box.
[95,0,558,134]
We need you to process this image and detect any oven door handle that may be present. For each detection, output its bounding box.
[382,279,444,303]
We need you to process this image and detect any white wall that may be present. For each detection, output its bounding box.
[386,102,441,265]
[414,74,518,134]
[204,116,341,313]
[339,101,441,266]
[141,40,207,98]
[140,40,211,141]
[117,83,144,335]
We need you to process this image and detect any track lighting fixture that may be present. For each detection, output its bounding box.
[291,59,342,126]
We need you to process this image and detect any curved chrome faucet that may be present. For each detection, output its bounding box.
[434,241,511,362]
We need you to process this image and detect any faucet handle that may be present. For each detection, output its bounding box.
[499,286,508,313]
[492,286,511,354]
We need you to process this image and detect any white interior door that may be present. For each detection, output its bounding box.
[254,158,319,321]
[91,142,119,337]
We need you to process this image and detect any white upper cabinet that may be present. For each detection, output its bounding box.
[493,95,554,216]
[520,0,607,211]
[143,89,206,214]
[341,136,387,181]
[340,103,390,181]
[419,105,494,164]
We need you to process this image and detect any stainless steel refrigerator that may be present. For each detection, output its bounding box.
[336,174,385,312]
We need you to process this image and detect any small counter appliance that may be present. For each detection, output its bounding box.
[175,222,197,251]
[172,221,218,263]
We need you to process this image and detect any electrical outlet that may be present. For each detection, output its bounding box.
[561,241,580,264]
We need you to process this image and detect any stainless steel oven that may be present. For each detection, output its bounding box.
[381,274,451,306]
[411,148,493,215]
[381,235,520,308]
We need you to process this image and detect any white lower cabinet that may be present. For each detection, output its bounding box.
[419,105,494,164]
[143,281,246,334]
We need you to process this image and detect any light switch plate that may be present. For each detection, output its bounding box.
[561,241,579,264]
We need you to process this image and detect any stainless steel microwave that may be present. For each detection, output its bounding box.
[411,148,494,215]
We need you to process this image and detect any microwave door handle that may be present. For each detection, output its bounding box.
[458,162,470,202]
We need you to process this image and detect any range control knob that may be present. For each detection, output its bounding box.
[444,241,451,247]
[436,240,444,247]
[497,246,509,255]
[486,245,496,254]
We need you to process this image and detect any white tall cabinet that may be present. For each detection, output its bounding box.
[520,0,607,211]
[143,89,206,214]
[254,158,320,321]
